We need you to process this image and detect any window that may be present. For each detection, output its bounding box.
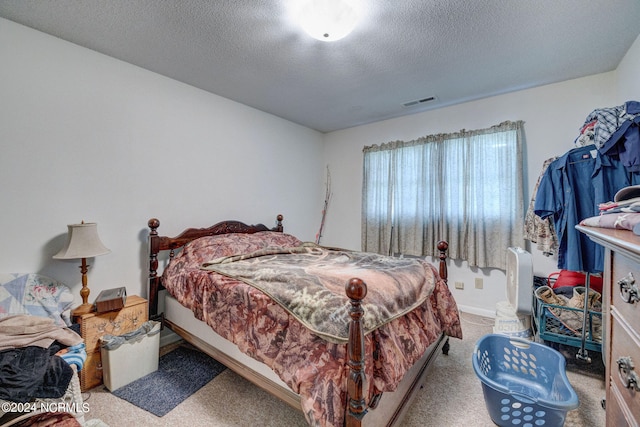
[362,121,525,270]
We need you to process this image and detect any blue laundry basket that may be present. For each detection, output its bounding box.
[472,334,579,427]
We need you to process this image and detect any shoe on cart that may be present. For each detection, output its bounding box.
[567,286,601,309]
[535,286,566,306]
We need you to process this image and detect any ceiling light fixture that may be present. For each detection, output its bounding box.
[297,0,358,42]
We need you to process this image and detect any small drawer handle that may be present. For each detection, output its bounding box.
[618,272,639,304]
[617,356,640,392]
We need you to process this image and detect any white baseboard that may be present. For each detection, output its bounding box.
[457,305,495,318]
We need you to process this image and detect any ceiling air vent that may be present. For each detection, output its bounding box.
[402,96,436,108]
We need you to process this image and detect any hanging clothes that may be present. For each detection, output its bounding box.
[574,120,596,148]
[524,156,559,256]
[534,145,637,273]
[599,102,640,172]
[582,101,640,150]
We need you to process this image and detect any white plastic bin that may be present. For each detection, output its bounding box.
[100,320,161,391]
[494,301,531,338]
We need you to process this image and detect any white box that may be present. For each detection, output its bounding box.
[100,321,161,391]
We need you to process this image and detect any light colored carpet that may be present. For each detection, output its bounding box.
[82,313,606,426]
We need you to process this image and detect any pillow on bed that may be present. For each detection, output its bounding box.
[177,231,303,266]
[0,273,75,327]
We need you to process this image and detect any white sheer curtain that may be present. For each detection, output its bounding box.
[362,121,525,270]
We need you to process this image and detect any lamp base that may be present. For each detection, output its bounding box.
[71,303,94,321]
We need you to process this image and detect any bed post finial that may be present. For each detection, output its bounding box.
[275,214,284,232]
[345,278,367,427]
[437,240,448,284]
[148,218,160,233]
[148,218,160,317]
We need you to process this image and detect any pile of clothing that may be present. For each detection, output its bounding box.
[0,314,86,403]
[579,101,640,171]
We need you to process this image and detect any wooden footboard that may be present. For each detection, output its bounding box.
[344,243,449,427]
[147,217,450,426]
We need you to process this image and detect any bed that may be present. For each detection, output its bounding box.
[147,215,462,427]
[0,273,87,427]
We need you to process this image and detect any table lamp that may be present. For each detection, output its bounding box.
[54,222,110,316]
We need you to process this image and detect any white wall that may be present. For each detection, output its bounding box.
[321,71,628,316]
[0,18,325,305]
[616,34,640,103]
[3,16,639,318]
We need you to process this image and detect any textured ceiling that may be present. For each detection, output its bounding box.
[1,0,640,133]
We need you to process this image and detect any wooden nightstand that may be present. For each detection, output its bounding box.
[74,295,148,391]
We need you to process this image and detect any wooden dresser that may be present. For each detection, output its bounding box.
[577,225,640,426]
[74,295,148,391]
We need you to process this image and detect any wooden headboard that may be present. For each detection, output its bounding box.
[147,214,284,317]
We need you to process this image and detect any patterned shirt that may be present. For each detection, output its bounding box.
[584,101,640,149]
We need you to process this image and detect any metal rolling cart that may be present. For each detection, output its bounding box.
[532,273,603,360]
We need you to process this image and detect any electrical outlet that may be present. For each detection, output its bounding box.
[455,281,464,290]
[475,278,483,289]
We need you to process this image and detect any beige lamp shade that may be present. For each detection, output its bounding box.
[53,223,110,259]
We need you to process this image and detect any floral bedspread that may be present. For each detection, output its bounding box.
[162,232,462,427]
